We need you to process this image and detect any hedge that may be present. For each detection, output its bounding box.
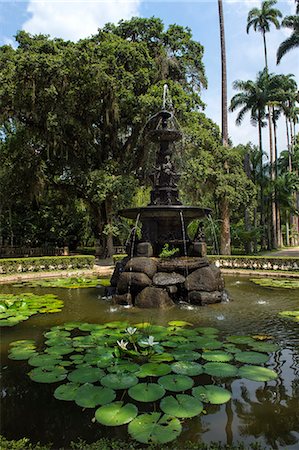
[0,256,95,275]
[208,255,299,271]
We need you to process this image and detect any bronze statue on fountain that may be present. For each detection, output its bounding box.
[110,99,225,308]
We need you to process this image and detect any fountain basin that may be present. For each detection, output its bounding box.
[119,205,211,220]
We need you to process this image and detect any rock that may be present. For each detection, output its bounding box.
[110,257,130,287]
[112,293,133,306]
[184,264,224,292]
[157,257,209,273]
[117,272,152,295]
[153,272,185,286]
[166,285,178,295]
[188,290,222,305]
[124,257,157,279]
[137,242,154,257]
[135,287,175,309]
[192,242,207,257]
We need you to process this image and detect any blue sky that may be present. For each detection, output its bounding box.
[1,0,298,154]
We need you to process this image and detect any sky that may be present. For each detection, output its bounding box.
[0,0,298,156]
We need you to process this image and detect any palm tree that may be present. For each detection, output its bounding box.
[218,0,231,255]
[277,4,299,64]
[247,0,282,69]
[230,69,270,248]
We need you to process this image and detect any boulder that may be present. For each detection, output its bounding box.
[185,264,223,292]
[110,257,130,287]
[112,293,133,306]
[135,287,175,309]
[166,285,178,295]
[188,290,222,305]
[117,272,152,295]
[137,242,154,257]
[153,272,185,286]
[124,257,157,279]
[157,257,209,273]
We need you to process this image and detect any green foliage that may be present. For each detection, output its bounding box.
[251,278,299,289]
[14,277,100,289]
[8,320,279,445]
[278,310,299,322]
[159,244,180,259]
[0,293,63,327]
[0,256,94,274]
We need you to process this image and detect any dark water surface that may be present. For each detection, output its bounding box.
[1,275,299,449]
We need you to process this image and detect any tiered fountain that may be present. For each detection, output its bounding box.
[110,88,225,308]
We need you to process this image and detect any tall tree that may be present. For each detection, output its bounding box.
[247,0,282,69]
[218,0,231,255]
[277,3,299,64]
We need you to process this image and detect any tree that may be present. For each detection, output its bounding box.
[277,4,299,64]
[218,0,231,255]
[247,0,282,69]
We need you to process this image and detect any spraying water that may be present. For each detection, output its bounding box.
[207,214,220,255]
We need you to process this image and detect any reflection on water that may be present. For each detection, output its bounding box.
[1,275,299,449]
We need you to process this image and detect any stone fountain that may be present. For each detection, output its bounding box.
[110,93,225,308]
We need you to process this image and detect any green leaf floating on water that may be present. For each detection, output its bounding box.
[128,413,182,444]
[29,354,62,367]
[226,335,256,345]
[192,385,231,404]
[160,394,203,418]
[95,401,138,426]
[75,383,116,408]
[158,374,194,392]
[68,367,104,383]
[9,348,37,360]
[278,310,299,323]
[14,277,101,289]
[54,382,80,401]
[203,362,238,378]
[172,350,201,361]
[29,366,67,383]
[251,278,299,289]
[234,351,269,365]
[201,350,233,362]
[137,363,171,378]
[168,320,192,327]
[128,383,166,402]
[171,361,203,376]
[248,342,279,353]
[0,293,63,327]
[101,373,138,389]
[238,365,278,382]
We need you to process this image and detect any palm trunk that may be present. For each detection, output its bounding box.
[268,106,277,249]
[262,30,268,70]
[258,116,266,250]
[218,0,231,255]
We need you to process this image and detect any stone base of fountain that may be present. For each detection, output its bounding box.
[110,256,225,309]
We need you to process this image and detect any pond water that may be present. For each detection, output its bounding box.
[1,275,299,449]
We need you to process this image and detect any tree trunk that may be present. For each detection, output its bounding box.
[258,116,266,250]
[268,106,277,249]
[218,0,231,255]
[243,152,253,254]
[105,199,115,258]
[262,30,268,70]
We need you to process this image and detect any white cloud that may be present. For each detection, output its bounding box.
[23,0,142,41]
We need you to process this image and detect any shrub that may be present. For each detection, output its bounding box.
[0,256,95,275]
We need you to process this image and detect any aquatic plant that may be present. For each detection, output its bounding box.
[278,310,299,323]
[12,277,102,289]
[8,321,279,444]
[250,278,299,289]
[0,293,63,327]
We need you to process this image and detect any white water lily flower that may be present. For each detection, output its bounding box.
[126,327,137,335]
[117,339,129,350]
[139,335,159,347]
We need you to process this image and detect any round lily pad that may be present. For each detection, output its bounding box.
[171,361,203,376]
[101,373,138,390]
[28,354,62,367]
[172,350,200,361]
[46,346,73,356]
[68,367,104,383]
[107,362,139,373]
[235,351,269,365]
[54,382,80,401]
[137,363,171,378]
[248,342,279,353]
[201,350,233,363]
[195,327,219,335]
[149,353,174,363]
[226,335,255,345]
[238,365,278,382]
[168,320,192,327]
[160,394,203,418]
[203,362,238,378]
[192,385,231,404]
[75,383,116,408]
[29,366,67,383]
[128,413,182,444]
[128,383,165,402]
[191,337,223,350]
[95,401,137,426]
[9,349,37,360]
[158,374,194,392]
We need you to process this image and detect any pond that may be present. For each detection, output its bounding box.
[1,275,299,449]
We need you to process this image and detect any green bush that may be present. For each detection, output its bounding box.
[113,254,127,263]
[0,256,95,275]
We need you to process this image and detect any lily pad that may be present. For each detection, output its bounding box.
[251,278,299,289]
[29,366,67,383]
[249,342,279,353]
[238,365,278,382]
[75,383,116,408]
[234,351,269,365]
[172,350,201,361]
[128,413,182,444]
[171,361,203,376]
[203,362,238,378]
[54,382,80,401]
[95,401,137,426]
[28,354,62,367]
[226,335,255,345]
[192,385,231,404]
[201,350,233,362]
[160,394,203,418]
[101,373,138,390]
[68,367,104,383]
[168,320,192,327]
[9,348,37,360]
[137,363,171,378]
[128,383,165,402]
[158,374,194,392]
